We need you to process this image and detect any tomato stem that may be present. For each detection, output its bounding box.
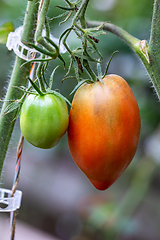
[83,59,98,82]
[73,0,89,27]
[86,14,160,100]
[28,78,44,96]
[0,0,39,176]
[148,0,160,99]
[36,58,47,93]
[63,0,73,7]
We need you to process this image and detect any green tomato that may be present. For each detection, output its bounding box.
[20,93,69,149]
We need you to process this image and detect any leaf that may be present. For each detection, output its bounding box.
[45,36,59,53]
[63,57,74,80]
[87,30,107,37]
[20,57,52,68]
[97,60,103,83]
[58,53,65,67]
[3,100,21,115]
[49,65,60,89]
[51,90,72,107]
[62,75,76,82]
[50,12,68,20]
[55,5,75,11]
[103,50,119,78]
[28,77,44,95]
[11,106,22,122]
[86,36,103,59]
[69,79,87,95]
[0,22,14,45]
[59,27,73,46]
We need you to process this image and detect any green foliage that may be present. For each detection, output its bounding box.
[0,1,160,239]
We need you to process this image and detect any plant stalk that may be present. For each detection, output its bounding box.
[35,0,51,46]
[148,0,160,99]
[73,0,90,26]
[86,15,160,99]
[0,0,39,176]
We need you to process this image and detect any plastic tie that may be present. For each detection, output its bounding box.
[0,188,22,212]
[6,26,66,61]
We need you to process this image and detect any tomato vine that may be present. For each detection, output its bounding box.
[0,0,159,179]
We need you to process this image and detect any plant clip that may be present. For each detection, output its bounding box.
[0,188,22,212]
[6,26,66,61]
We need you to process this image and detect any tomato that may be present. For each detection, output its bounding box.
[67,74,141,190]
[20,93,69,149]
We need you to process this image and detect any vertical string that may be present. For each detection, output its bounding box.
[10,59,36,239]
[10,134,24,240]
[10,63,36,240]
[10,2,43,239]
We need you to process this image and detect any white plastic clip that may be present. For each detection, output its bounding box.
[6,26,66,61]
[0,188,22,212]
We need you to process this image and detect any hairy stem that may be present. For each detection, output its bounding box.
[86,20,141,55]
[86,18,160,99]
[148,0,160,98]
[0,0,39,176]
[73,0,90,26]
[35,0,51,48]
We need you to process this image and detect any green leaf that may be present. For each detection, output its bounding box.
[28,77,44,96]
[23,41,57,58]
[50,12,68,20]
[97,60,103,83]
[45,36,59,53]
[103,50,119,78]
[62,75,76,82]
[59,27,73,46]
[0,22,14,44]
[20,57,52,68]
[58,54,65,67]
[51,90,72,107]
[3,100,21,116]
[86,36,103,59]
[49,65,60,89]
[69,79,87,95]
[55,5,75,11]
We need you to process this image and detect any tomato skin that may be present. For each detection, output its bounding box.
[67,74,141,190]
[20,93,69,149]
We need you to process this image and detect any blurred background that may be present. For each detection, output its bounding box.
[0,0,160,239]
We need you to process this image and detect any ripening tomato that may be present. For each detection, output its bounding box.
[67,74,141,190]
[20,93,69,149]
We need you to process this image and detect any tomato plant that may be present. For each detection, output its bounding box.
[20,93,69,149]
[67,74,141,190]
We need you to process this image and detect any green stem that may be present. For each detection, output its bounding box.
[35,0,53,53]
[86,20,141,55]
[75,0,98,82]
[83,59,98,81]
[45,17,50,38]
[0,0,39,176]
[86,16,160,99]
[63,0,72,7]
[36,58,47,93]
[73,0,90,26]
[148,0,160,99]
[35,0,59,59]
[62,28,73,54]
[79,0,90,28]
[36,0,50,42]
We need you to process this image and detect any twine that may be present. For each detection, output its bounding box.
[10,2,44,238]
[10,134,24,240]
